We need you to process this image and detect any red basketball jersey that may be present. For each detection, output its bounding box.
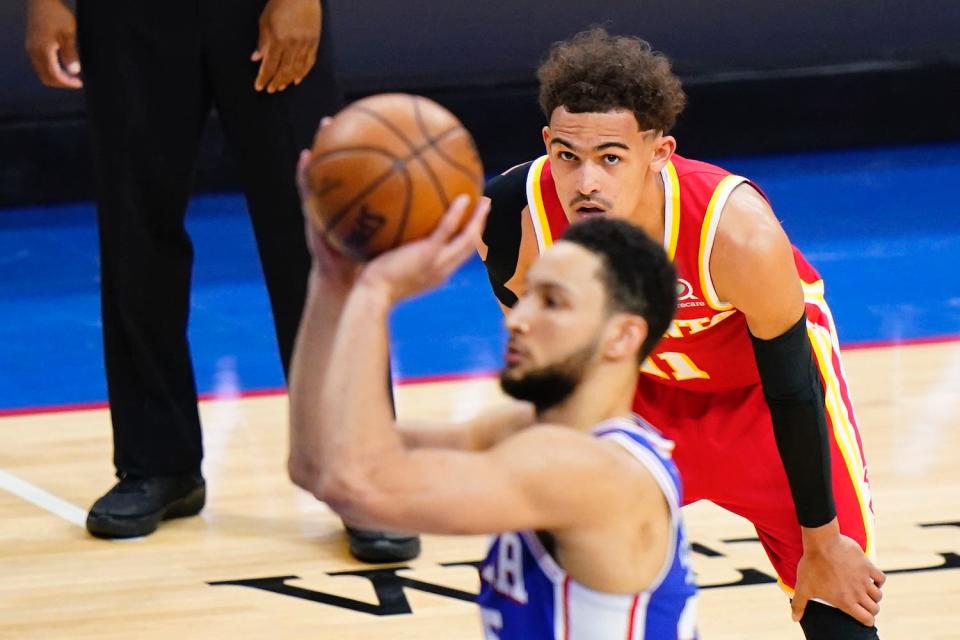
[521,154,876,585]
[524,153,828,393]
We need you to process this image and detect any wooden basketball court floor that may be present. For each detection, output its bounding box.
[2,340,959,639]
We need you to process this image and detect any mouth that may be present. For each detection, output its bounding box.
[504,343,526,367]
[575,204,607,219]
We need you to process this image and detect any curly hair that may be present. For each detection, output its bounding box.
[537,27,687,133]
[562,218,677,362]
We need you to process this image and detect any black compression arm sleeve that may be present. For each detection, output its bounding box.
[750,315,836,528]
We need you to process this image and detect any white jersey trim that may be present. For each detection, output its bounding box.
[515,416,683,639]
[524,155,551,253]
[598,430,681,595]
[699,175,747,311]
[592,416,675,456]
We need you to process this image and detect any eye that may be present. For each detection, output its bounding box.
[603,154,621,166]
[542,293,564,309]
[558,150,577,162]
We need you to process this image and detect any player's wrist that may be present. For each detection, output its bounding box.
[355,271,396,308]
[308,263,355,297]
[800,516,841,552]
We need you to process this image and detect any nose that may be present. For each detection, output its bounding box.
[576,162,601,196]
[505,298,532,334]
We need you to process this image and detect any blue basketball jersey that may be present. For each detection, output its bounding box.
[477,416,698,639]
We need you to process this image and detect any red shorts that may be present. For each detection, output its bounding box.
[633,342,875,592]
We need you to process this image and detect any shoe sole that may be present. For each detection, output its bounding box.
[86,485,206,539]
[348,533,422,564]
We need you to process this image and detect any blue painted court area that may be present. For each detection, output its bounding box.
[2,143,959,411]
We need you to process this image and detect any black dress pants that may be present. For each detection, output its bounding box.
[76,0,341,476]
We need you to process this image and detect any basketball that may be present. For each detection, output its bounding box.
[302,93,484,260]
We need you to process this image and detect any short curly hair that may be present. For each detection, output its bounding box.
[537,27,687,133]
[562,218,677,363]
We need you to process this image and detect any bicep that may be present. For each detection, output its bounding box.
[711,184,805,339]
[396,401,534,451]
[396,421,472,450]
[353,427,625,535]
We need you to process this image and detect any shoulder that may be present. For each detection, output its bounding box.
[716,182,786,257]
[712,183,804,327]
[494,423,592,453]
[483,162,531,235]
[496,425,659,494]
[492,425,609,473]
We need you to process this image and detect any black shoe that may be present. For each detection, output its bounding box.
[345,525,421,563]
[86,472,206,539]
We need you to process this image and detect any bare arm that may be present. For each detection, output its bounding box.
[711,185,832,524]
[711,184,805,336]
[398,401,535,450]
[289,199,640,536]
[711,184,884,625]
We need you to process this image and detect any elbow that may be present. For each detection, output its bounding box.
[287,447,401,526]
[287,454,357,509]
[315,473,362,515]
[287,454,320,494]
[287,453,362,513]
[311,466,385,523]
[313,474,389,526]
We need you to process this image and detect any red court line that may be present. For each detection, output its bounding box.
[393,370,497,386]
[0,399,112,418]
[3,334,959,418]
[0,371,498,418]
[840,333,960,351]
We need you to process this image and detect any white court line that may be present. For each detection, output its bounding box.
[0,468,87,527]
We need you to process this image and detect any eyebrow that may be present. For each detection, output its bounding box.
[526,279,575,297]
[550,138,631,152]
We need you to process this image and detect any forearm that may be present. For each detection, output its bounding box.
[287,267,354,482]
[751,315,836,528]
[314,279,405,496]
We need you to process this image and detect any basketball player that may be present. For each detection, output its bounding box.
[287,188,698,638]
[479,27,884,638]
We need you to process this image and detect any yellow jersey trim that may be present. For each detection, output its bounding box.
[662,161,681,262]
[525,156,552,252]
[698,175,746,311]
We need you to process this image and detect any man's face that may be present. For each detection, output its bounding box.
[543,107,662,223]
[499,242,610,411]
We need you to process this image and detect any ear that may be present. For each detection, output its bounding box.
[603,315,649,363]
[542,125,552,154]
[649,134,676,173]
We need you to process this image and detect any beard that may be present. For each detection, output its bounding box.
[499,340,598,414]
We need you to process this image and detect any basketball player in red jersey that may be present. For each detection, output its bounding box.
[480,28,884,638]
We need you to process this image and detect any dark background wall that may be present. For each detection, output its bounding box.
[2,1,959,206]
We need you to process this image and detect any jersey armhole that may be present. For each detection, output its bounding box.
[597,430,682,593]
[698,175,749,311]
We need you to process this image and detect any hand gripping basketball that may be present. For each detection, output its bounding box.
[359,194,491,304]
[301,93,484,260]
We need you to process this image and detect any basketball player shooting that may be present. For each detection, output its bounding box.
[287,179,699,637]
[480,27,885,638]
